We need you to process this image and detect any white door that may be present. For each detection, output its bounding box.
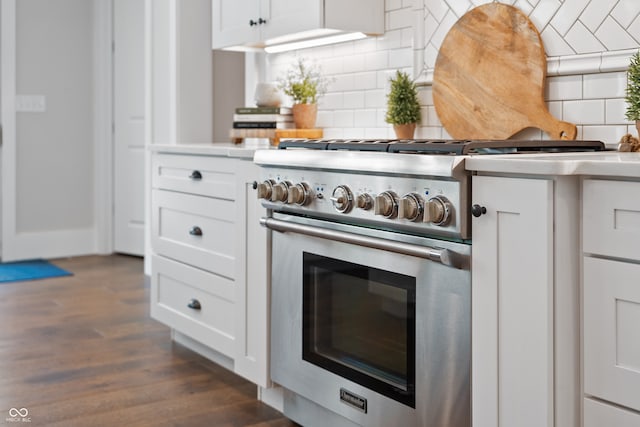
[211,0,260,49]
[114,0,145,256]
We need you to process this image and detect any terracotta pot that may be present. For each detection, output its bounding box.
[636,120,640,137]
[292,103,318,129]
[393,123,417,139]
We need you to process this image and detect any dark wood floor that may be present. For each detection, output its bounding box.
[0,255,296,427]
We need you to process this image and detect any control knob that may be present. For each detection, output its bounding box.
[374,191,398,219]
[398,193,424,222]
[423,195,452,225]
[255,179,275,200]
[288,182,313,206]
[271,181,291,202]
[356,193,374,210]
[330,185,354,213]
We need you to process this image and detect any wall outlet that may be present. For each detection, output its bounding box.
[16,95,46,113]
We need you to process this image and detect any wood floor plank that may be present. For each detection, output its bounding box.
[0,255,297,426]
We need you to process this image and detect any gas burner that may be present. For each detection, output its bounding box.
[278,138,605,155]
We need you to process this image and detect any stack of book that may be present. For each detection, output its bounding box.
[233,106,294,129]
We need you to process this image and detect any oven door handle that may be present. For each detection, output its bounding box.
[260,217,468,269]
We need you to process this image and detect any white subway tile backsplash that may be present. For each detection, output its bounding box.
[333,110,355,127]
[365,89,387,108]
[365,51,389,73]
[352,72,378,91]
[343,92,366,109]
[612,0,640,29]
[540,26,576,57]
[354,109,378,127]
[529,0,562,34]
[595,17,639,50]
[546,75,583,101]
[579,1,614,33]
[343,53,367,73]
[582,125,628,146]
[552,0,589,37]
[564,21,606,54]
[583,72,627,99]
[265,0,640,139]
[563,99,605,124]
[389,47,414,68]
[605,98,631,124]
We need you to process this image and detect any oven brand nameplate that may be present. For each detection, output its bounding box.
[340,388,367,413]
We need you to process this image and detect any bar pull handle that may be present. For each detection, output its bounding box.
[260,217,468,269]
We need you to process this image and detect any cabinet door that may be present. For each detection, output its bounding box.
[233,160,270,388]
[212,0,260,48]
[261,0,321,41]
[584,257,640,412]
[472,176,554,427]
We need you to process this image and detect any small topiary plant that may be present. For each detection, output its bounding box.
[625,51,640,122]
[385,70,421,125]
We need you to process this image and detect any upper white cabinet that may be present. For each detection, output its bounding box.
[212,0,384,49]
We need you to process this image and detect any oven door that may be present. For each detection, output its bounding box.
[265,213,471,427]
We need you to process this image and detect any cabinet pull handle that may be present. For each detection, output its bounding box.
[258,17,267,24]
[471,204,487,217]
[189,226,203,236]
[187,299,201,310]
[249,19,258,26]
[189,170,202,180]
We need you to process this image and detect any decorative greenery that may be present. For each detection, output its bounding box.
[278,57,331,104]
[625,51,640,121]
[385,70,421,125]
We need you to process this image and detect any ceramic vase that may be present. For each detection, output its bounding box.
[292,104,318,129]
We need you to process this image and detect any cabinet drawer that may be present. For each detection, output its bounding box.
[583,179,640,261]
[151,189,237,278]
[584,257,640,412]
[584,398,640,427]
[151,255,235,357]
[152,153,236,199]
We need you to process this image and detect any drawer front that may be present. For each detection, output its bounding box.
[584,398,640,427]
[152,189,237,278]
[151,255,235,357]
[583,179,640,261]
[152,153,236,199]
[584,257,640,412]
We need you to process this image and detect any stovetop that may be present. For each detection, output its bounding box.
[278,138,605,155]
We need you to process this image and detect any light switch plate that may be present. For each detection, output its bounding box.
[15,95,46,112]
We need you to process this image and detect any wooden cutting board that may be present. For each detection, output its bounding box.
[432,3,577,140]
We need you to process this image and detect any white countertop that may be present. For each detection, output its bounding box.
[149,141,276,159]
[465,151,640,178]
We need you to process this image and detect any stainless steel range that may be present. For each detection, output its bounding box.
[254,138,604,427]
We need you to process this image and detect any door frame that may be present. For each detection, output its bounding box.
[0,0,114,260]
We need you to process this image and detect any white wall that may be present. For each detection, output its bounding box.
[265,0,640,148]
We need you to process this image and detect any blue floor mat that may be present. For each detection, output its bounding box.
[0,259,72,283]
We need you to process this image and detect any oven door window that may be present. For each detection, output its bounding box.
[302,252,416,408]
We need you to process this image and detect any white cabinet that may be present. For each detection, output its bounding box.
[150,151,270,388]
[472,175,581,427]
[583,178,640,421]
[212,0,384,49]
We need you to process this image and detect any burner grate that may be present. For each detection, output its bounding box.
[277,138,605,154]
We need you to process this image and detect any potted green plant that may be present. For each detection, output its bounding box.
[278,57,331,129]
[625,51,640,137]
[385,70,422,139]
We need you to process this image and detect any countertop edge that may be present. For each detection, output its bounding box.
[465,152,640,178]
[148,142,276,159]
